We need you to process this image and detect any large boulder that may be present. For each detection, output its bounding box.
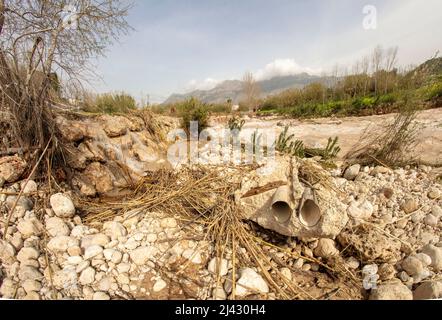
[240,157,348,238]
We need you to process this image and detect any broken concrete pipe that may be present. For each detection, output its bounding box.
[271,185,293,223]
[298,188,322,228]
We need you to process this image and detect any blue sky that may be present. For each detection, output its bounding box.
[92,0,442,103]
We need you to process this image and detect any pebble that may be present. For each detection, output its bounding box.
[369,282,413,300]
[79,267,96,285]
[236,268,269,297]
[402,256,424,276]
[208,258,229,276]
[153,279,167,292]
[50,193,76,218]
[314,239,339,259]
[421,244,442,271]
[343,164,360,180]
[401,199,419,214]
[46,217,70,237]
[93,292,111,300]
[84,245,104,260]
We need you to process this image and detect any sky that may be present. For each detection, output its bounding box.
[91,0,442,103]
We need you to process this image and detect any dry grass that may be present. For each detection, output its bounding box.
[345,99,421,167]
[76,164,361,300]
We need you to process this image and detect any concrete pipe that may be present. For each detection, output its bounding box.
[271,185,293,223]
[299,188,322,228]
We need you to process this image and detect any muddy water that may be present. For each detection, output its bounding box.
[210,108,442,165]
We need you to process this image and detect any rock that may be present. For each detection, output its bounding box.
[236,268,269,297]
[22,279,42,293]
[413,281,442,300]
[68,246,82,257]
[67,256,83,265]
[280,268,292,281]
[401,199,419,214]
[83,162,114,194]
[52,267,78,290]
[0,279,17,298]
[208,258,229,276]
[101,115,128,137]
[379,187,394,199]
[421,244,442,271]
[371,166,391,175]
[343,164,360,180]
[17,247,39,263]
[6,195,34,211]
[21,180,38,195]
[160,217,177,229]
[428,188,440,200]
[402,256,424,276]
[0,156,26,182]
[84,245,103,260]
[424,214,438,227]
[93,292,111,300]
[347,200,374,223]
[0,240,16,264]
[103,221,127,239]
[50,193,76,218]
[369,283,413,300]
[18,266,43,281]
[103,249,123,264]
[130,246,157,265]
[314,238,339,259]
[76,261,90,274]
[212,287,227,300]
[81,234,110,249]
[378,264,396,281]
[345,257,360,269]
[415,253,432,266]
[47,236,79,252]
[45,217,70,237]
[432,205,442,218]
[17,218,44,238]
[79,267,96,285]
[182,249,202,264]
[23,291,40,300]
[153,279,167,292]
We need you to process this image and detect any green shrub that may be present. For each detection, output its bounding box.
[178,97,210,134]
[378,94,397,105]
[425,82,442,100]
[91,92,136,114]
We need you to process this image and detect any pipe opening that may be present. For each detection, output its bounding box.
[299,199,321,227]
[272,201,292,223]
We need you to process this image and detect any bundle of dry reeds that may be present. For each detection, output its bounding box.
[77,164,361,300]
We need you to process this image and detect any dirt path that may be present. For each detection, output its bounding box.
[210,108,442,165]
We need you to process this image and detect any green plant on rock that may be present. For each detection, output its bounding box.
[227,116,246,132]
[275,126,305,157]
[305,137,341,160]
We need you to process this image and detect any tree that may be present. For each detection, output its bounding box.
[242,71,261,113]
[0,0,131,156]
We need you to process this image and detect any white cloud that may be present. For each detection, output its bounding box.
[185,78,220,92]
[254,59,323,80]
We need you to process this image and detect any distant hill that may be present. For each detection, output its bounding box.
[163,73,331,105]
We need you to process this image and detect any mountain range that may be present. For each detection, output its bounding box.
[163,73,331,105]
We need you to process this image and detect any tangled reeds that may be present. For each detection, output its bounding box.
[77,164,361,300]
